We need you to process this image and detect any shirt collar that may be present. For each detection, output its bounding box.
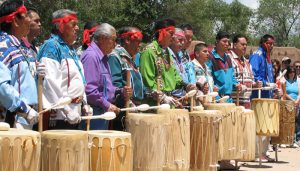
[0,31,21,47]
[211,48,228,61]
[114,44,132,60]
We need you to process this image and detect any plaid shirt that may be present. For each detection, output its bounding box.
[229,50,255,109]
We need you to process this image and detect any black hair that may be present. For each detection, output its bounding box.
[216,31,230,41]
[180,23,193,31]
[27,7,39,17]
[285,66,296,80]
[154,18,175,40]
[259,34,274,45]
[117,26,140,45]
[194,42,208,53]
[0,0,24,33]
[232,34,248,44]
[82,21,100,50]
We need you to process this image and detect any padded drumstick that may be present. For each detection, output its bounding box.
[120,104,150,112]
[196,92,218,98]
[175,90,197,102]
[216,96,229,103]
[146,103,171,110]
[81,112,116,120]
[38,97,72,115]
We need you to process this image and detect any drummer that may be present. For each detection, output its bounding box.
[249,34,276,162]
[229,34,262,109]
[107,26,144,130]
[140,18,183,107]
[0,0,44,128]
[37,9,92,130]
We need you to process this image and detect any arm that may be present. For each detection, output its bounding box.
[140,50,157,91]
[250,54,266,85]
[107,54,125,88]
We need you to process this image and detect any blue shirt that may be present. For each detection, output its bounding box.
[249,47,274,98]
[286,79,298,101]
[0,31,37,112]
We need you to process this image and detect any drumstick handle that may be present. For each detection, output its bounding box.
[126,70,131,115]
[236,89,240,106]
[258,89,261,99]
[157,77,161,106]
[38,76,43,133]
[190,96,194,112]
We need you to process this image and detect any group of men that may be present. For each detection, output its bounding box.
[0,0,283,169]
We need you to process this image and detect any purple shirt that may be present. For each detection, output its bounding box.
[81,41,117,110]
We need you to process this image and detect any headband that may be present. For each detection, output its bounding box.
[0,5,27,23]
[52,14,78,33]
[156,26,175,43]
[120,31,143,40]
[174,31,185,38]
[82,26,97,46]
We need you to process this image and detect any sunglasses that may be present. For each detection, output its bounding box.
[295,65,300,68]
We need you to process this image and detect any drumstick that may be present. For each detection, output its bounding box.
[216,96,229,103]
[247,87,272,91]
[125,69,131,116]
[196,92,219,98]
[236,89,240,106]
[81,112,116,121]
[38,76,43,133]
[175,90,197,102]
[38,97,72,115]
[120,103,171,112]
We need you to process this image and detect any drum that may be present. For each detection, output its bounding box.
[41,130,89,171]
[272,100,296,144]
[88,130,132,171]
[204,103,241,160]
[238,109,256,161]
[189,110,222,171]
[158,109,190,171]
[0,128,41,171]
[251,98,280,136]
[126,113,165,171]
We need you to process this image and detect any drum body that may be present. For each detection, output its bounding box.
[204,103,241,160]
[88,130,132,171]
[158,109,190,171]
[0,129,41,171]
[189,110,221,171]
[41,130,89,171]
[272,100,296,144]
[251,98,280,136]
[126,113,165,171]
[238,109,256,161]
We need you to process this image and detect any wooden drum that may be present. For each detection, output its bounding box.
[88,130,132,171]
[204,103,241,160]
[251,98,280,136]
[189,110,222,171]
[238,109,256,161]
[41,130,89,171]
[158,109,190,171]
[0,128,41,171]
[272,100,296,144]
[126,113,166,171]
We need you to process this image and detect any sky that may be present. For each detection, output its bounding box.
[225,0,259,9]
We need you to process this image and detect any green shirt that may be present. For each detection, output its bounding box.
[140,41,182,93]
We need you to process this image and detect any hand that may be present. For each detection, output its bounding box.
[161,95,182,107]
[82,105,93,116]
[213,86,219,92]
[108,104,120,114]
[236,84,242,92]
[186,84,197,92]
[256,80,262,88]
[202,83,209,94]
[123,86,132,98]
[152,91,164,101]
[36,62,46,78]
[26,108,39,125]
[63,107,81,124]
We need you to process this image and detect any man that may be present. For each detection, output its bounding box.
[179,23,193,64]
[108,26,143,130]
[229,34,262,109]
[207,31,241,102]
[81,23,132,130]
[38,9,90,130]
[140,18,182,107]
[294,60,300,82]
[0,0,42,128]
[249,34,276,162]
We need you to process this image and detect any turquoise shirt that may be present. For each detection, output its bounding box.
[286,79,299,100]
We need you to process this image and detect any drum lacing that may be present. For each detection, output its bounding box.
[115,143,127,171]
[21,137,37,170]
[3,141,15,171]
[54,145,61,171]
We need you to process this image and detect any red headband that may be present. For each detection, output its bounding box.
[82,26,97,46]
[52,14,78,33]
[0,5,27,23]
[174,31,185,38]
[120,31,143,40]
[156,26,175,43]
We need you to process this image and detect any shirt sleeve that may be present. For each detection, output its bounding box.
[108,54,125,88]
[81,53,110,110]
[140,49,158,91]
[250,54,266,85]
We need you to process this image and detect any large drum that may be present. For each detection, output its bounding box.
[158,109,190,171]
[41,130,89,171]
[189,110,222,171]
[272,100,296,144]
[0,128,41,171]
[251,98,280,136]
[204,103,241,160]
[238,109,256,161]
[88,130,132,171]
[126,113,165,171]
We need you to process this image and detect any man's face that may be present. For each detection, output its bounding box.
[170,36,185,53]
[233,37,247,57]
[195,47,209,63]
[28,11,41,38]
[127,36,142,56]
[263,38,274,52]
[295,62,300,75]
[164,29,175,47]
[183,29,193,49]
[62,19,79,45]
[100,32,116,55]
[216,37,229,52]
[15,12,31,37]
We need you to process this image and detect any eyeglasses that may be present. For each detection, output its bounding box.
[295,65,300,68]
